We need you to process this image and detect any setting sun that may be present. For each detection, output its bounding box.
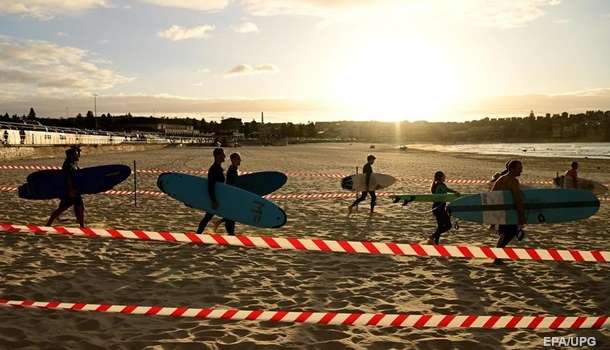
[333,37,459,122]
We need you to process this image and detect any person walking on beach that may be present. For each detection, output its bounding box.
[489,160,510,189]
[428,171,460,245]
[46,146,85,227]
[348,154,377,215]
[490,160,526,263]
[564,161,579,189]
[196,148,226,234]
[211,152,241,234]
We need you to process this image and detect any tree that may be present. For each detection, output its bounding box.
[27,107,36,119]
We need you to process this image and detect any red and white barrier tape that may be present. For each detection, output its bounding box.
[2,186,610,202]
[0,165,563,185]
[1,299,607,329]
[1,224,608,263]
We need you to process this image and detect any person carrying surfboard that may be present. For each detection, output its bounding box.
[196,148,228,234]
[565,161,579,189]
[211,152,241,234]
[428,171,460,245]
[46,146,85,227]
[490,160,526,263]
[348,154,377,215]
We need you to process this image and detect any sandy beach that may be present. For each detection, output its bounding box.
[0,143,609,349]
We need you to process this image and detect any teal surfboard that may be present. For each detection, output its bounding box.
[18,164,131,200]
[391,193,463,204]
[447,189,599,225]
[236,171,287,196]
[157,172,286,228]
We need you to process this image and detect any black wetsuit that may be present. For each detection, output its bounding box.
[59,159,83,208]
[219,165,239,235]
[197,163,225,234]
[351,163,376,212]
[430,183,452,244]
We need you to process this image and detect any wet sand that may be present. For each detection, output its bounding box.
[0,143,609,349]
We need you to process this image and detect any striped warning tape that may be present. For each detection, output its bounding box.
[1,224,608,263]
[0,164,563,185]
[1,186,609,202]
[0,299,607,329]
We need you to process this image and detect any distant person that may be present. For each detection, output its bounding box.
[211,152,241,234]
[428,171,460,245]
[564,161,578,189]
[348,154,377,215]
[46,146,85,227]
[490,160,526,264]
[196,148,227,234]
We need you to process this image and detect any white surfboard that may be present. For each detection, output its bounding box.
[341,173,396,192]
[553,175,608,195]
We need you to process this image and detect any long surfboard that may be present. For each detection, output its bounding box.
[447,189,599,225]
[341,173,396,192]
[157,172,286,228]
[18,165,131,200]
[553,175,608,195]
[235,171,287,196]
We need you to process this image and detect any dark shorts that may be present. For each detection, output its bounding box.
[59,195,83,208]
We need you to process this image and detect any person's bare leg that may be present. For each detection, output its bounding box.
[47,204,70,226]
[74,205,85,228]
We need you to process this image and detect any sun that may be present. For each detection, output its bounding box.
[333,38,459,122]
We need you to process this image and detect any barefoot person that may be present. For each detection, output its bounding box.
[348,154,377,214]
[46,146,85,227]
[428,171,460,245]
[211,152,241,234]
[196,148,226,234]
[490,160,526,263]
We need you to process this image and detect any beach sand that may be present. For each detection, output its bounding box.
[0,143,609,349]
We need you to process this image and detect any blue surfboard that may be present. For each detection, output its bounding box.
[18,164,131,200]
[235,171,287,196]
[157,172,287,228]
[447,189,600,225]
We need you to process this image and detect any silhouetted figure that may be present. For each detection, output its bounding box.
[47,146,85,227]
[348,154,377,214]
[196,148,227,234]
[428,171,460,245]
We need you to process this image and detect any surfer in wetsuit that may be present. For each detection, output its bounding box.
[565,161,578,189]
[428,171,460,245]
[46,146,85,227]
[348,154,377,215]
[211,152,241,234]
[196,148,226,234]
[490,160,526,263]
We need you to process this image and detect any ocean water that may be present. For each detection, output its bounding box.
[407,142,610,159]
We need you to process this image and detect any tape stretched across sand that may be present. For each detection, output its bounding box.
[0,165,562,185]
[1,299,607,329]
[1,224,608,263]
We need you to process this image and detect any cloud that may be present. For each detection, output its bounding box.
[225,64,279,77]
[462,0,561,29]
[198,68,211,73]
[0,0,107,20]
[241,0,560,28]
[232,21,260,33]
[158,25,215,41]
[0,95,329,117]
[553,18,571,24]
[0,36,131,100]
[459,88,610,117]
[139,0,229,11]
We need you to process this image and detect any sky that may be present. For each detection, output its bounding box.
[1,0,610,123]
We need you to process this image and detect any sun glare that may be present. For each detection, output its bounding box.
[333,38,459,122]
